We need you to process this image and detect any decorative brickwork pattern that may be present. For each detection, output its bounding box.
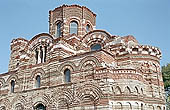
[0,4,166,110]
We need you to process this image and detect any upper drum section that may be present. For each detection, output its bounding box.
[49,4,96,39]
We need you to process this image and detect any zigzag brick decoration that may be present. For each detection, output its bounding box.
[0,5,165,110]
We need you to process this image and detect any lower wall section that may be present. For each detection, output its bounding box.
[0,80,166,110]
[0,82,108,110]
[109,100,166,110]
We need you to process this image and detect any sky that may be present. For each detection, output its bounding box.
[0,0,169,73]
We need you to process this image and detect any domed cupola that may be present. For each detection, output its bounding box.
[49,4,96,39]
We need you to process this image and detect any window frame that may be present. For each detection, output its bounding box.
[11,80,15,93]
[69,21,78,35]
[86,24,91,32]
[56,22,62,37]
[64,69,71,83]
[36,75,41,88]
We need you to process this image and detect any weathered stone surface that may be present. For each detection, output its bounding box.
[0,4,165,110]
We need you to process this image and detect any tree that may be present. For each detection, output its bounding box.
[162,63,170,110]
[162,63,170,89]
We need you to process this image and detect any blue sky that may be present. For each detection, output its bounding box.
[0,0,169,73]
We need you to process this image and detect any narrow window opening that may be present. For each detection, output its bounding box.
[70,21,78,35]
[86,24,90,32]
[35,48,39,64]
[44,46,47,62]
[56,22,61,37]
[40,46,43,63]
[11,80,15,93]
[64,69,71,82]
[36,75,41,88]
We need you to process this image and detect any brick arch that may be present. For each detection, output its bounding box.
[67,17,81,26]
[135,102,139,110]
[79,56,100,71]
[85,20,93,30]
[149,105,154,110]
[31,68,45,88]
[157,106,162,110]
[134,86,139,95]
[6,74,19,85]
[31,68,45,79]
[115,102,123,110]
[0,78,5,87]
[33,101,47,110]
[54,19,62,25]
[25,33,54,52]
[41,93,57,110]
[14,103,23,110]
[11,95,27,108]
[124,86,131,94]
[32,93,48,109]
[0,106,6,110]
[66,17,81,35]
[76,83,103,104]
[126,102,132,110]
[52,88,74,109]
[43,92,58,110]
[48,102,58,110]
[58,61,76,72]
[0,99,11,110]
[115,86,122,95]
[81,30,112,48]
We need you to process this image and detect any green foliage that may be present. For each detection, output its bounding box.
[162,63,170,89]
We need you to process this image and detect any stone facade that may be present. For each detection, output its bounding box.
[0,4,166,110]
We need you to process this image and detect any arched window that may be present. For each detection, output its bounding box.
[44,46,47,62]
[11,80,15,93]
[70,21,78,35]
[35,46,48,64]
[86,24,90,32]
[35,104,46,110]
[64,69,71,82]
[36,75,41,88]
[35,48,39,64]
[91,44,101,51]
[56,22,61,37]
[40,46,43,63]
